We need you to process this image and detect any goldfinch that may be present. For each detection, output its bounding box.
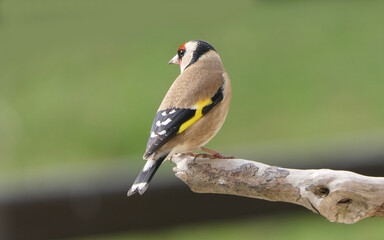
[127,40,231,196]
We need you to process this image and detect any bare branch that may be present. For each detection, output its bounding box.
[172,155,384,224]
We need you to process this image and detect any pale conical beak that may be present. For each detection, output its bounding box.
[168,54,179,64]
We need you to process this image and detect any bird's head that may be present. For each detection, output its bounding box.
[168,40,217,73]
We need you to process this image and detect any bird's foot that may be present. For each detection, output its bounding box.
[184,152,199,158]
[182,152,215,163]
[200,147,235,159]
[182,150,235,162]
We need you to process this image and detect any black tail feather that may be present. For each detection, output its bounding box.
[127,156,166,197]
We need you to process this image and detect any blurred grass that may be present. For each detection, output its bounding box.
[76,212,384,240]
[1,0,384,182]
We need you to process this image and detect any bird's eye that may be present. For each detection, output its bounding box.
[178,49,186,59]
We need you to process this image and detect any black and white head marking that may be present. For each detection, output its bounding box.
[169,40,216,73]
[185,40,216,69]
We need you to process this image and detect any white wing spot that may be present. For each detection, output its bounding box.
[150,132,157,138]
[169,109,176,114]
[158,130,166,135]
[161,111,167,116]
[162,118,172,125]
[156,120,161,127]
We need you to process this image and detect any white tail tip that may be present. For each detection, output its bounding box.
[127,182,148,197]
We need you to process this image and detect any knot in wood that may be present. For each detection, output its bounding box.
[337,198,353,205]
[314,186,330,198]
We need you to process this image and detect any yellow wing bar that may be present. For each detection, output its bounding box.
[178,98,213,133]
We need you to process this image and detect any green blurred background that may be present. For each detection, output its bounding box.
[1,0,384,239]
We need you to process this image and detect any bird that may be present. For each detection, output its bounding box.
[127,40,232,196]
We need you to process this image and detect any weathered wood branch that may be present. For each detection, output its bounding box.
[172,155,384,224]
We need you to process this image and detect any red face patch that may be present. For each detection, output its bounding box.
[177,42,187,67]
[178,42,187,52]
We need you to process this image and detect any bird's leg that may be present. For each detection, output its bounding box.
[200,147,235,159]
[182,152,214,162]
[184,152,199,157]
[182,149,235,161]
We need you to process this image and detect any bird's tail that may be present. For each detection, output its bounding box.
[127,155,166,197]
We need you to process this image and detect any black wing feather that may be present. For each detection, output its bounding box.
[144,85,224,159]
[144,108,195,159]
[202,86,224,115]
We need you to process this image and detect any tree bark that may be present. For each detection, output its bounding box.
[172,155,384,224]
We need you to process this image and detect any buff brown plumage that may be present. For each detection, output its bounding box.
[128,40,231,196]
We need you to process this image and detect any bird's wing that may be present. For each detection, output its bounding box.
[143,73,225,159]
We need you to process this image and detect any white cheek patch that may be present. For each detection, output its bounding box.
[179,41,197,73]
[162,118,172,125]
